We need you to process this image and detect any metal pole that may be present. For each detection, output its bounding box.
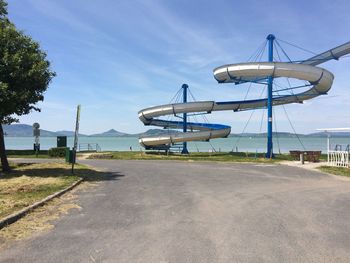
[327,133,330,163]
[181,84,189,154]
[266,34,275,158]
[72,105,81,173]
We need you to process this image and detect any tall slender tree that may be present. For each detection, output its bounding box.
[0,0,56,172]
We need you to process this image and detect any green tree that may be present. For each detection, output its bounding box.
[0,0,56,172]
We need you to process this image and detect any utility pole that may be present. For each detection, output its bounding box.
[181,84,189,154]
[266,34,275,158]
[72,105,81,173]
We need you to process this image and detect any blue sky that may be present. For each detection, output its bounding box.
[8,0,350,134]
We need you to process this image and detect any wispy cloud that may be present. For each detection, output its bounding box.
[9,0,350,134]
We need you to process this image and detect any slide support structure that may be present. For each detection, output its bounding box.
[138,36,350,151]
[181,84,189,154]
[266,34,275,158]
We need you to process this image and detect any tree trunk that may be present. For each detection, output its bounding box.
[0,124,10,172]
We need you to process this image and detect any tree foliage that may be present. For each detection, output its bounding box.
[0,0,56,172]
[0,2,56,124]
[0,0,7,19]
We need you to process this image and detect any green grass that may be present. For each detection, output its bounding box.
[88,151,295,163]
[5,149,327,163]
[6,150,94,159]
[7,154,53,158]
[318,166,350,177]
[6,149,55,159]
[0,162,112,219]
[319,154,328,161]
[6,149,49,155]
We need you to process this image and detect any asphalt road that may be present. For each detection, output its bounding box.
[1,160,350,262]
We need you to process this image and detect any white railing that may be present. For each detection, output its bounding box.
[328,150,349,167]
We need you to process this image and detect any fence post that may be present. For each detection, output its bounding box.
[300,153,304,165]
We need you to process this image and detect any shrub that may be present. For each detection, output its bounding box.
[48,147,68,157]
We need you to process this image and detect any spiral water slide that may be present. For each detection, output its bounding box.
[138,42,350,148]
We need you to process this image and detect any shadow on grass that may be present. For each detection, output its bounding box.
[144,151,293,159]
[145,151,254,157]
[0,163,125,182]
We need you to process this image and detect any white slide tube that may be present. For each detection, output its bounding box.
[138,51,347,148]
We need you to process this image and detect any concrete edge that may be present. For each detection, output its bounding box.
[0,178,84,230]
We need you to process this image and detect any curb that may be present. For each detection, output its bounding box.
[0,178,84,230]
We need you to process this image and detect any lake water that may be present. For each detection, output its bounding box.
[4,136,350,153]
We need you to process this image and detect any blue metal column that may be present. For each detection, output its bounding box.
[266,34,275,158]
[181,84,189,154]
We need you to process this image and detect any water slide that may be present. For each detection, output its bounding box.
[138,42,350,148]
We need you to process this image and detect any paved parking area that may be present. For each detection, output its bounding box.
[1,160,350,262]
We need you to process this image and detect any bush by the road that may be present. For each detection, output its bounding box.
[48,147,68,158]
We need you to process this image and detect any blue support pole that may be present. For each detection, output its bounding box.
[181,84,189,154]
[266,34,275,158]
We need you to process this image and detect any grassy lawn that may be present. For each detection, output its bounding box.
[6,149,327,163]
[0,162,109,219]
[6,150,55,159]
[6,150,92,159]
[7,154,53,158]
[318,166,350,178]
[88,151,295,163]
[0,163,78,219]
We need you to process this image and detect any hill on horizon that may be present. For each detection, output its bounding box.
[3,124,87,137]
[3,124,57,137]
[91,129,127,137]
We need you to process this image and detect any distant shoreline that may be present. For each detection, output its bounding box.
[4,124,350,138]
[4,135,350,138]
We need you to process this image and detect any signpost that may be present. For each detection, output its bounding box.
[72,105,81,173]
[33,123,40,157]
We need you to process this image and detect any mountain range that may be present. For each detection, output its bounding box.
[2,124,179,137]
[3,124,350,137]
